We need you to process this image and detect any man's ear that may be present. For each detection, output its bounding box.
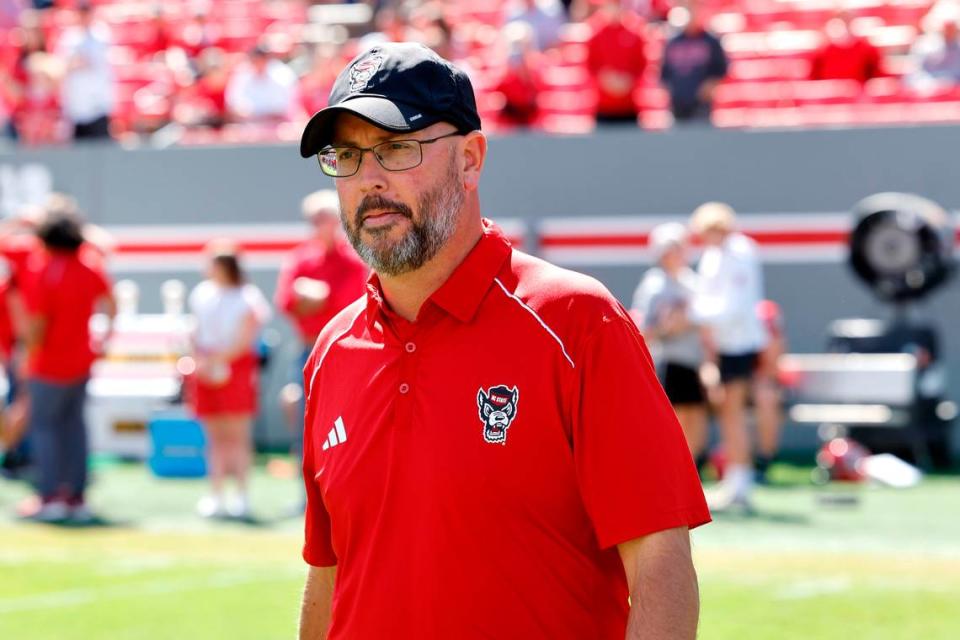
[460,130,487,192]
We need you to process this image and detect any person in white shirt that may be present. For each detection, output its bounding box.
[188,242,271,519]
[690,202,768,510]
[225,45,301,123]
[507,0,566,50]
[57,3,114,140]
[632,222,708,462]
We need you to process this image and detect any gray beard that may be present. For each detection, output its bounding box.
[346,168,464,277]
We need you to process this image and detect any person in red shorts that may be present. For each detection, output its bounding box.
[586,0,648,124]
[17,207,115,523]
[810,11,884,84]
[188,243,270,519]
[295,42,709,639]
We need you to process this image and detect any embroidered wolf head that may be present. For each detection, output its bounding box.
[477,385,519,445]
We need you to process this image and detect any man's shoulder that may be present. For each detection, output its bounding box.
[505,249,628,326]
[726,232,759,256]
[311,296,367,352]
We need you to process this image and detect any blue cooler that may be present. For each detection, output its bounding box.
[147,410,207,478]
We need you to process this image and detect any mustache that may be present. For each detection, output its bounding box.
[356,195,414,221]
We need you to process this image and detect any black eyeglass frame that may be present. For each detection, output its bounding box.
[316,131,465,178]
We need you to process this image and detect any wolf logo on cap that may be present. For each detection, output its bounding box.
[348,51,385,94]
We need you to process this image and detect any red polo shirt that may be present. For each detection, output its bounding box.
[275,239,368,343]
[22,249,111,383]
[302,221,709,639]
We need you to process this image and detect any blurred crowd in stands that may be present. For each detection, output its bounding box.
[2,0,960,146]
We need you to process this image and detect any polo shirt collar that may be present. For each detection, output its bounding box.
[364,219,512,327]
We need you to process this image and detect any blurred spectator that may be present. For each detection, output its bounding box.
[299,42,343,117]
[275,190,366,369]
[174,10,221,59]
[274,190,367,509]
[586,0,647,125]
[5,52,63,145]
[0,0,20,30]
[689,202,768,512]
[56,3,115,140]
[173,47,230,129]
[145,8,172,57]
[225,45,301,123]
[494,22,543,127]
[754,299,786,484]
[660,4,727,124]
[411,4,463,63]
[188,243,270,519]
[18,204,116,523]
[631,222,708,463]
[809,11,883,84]
[2,9,48,138]
[908,18,960,90]
[507,0,566,50]
[361,5,411,48]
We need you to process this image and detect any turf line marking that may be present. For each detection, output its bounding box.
[0,568,301,614]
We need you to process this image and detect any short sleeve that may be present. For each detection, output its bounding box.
[630,270,662,330]
[571,308,710,549]
[302,349,338,567]
[242,284,272,324]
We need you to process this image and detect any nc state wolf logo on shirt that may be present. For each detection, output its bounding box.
[477,385,519,445]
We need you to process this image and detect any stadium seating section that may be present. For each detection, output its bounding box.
[1,0,953,142]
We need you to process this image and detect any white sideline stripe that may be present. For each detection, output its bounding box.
[0,569,298,614]
[307,306,366,396]
[335,416,347,443]
[493,278,575,369]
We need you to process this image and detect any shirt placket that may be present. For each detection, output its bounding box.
[388,315,425,431]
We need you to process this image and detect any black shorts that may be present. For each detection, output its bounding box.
[660,363,706,406]
[718,352,760,383]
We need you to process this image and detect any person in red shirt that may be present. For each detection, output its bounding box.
[276,190,368,354]
[585,0,648,124]
[494,22,543,128]
[275,189,367,506]
[296,42,708,639]
[810,11,883,84]
[18,207,115,523]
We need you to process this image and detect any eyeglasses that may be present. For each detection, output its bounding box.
[317,132,463,178]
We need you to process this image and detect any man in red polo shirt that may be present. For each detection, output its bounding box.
[296,42,709,639]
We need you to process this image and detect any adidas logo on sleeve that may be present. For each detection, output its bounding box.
[322,417,347,451]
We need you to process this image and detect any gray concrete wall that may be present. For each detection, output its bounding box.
[1,124,957,455]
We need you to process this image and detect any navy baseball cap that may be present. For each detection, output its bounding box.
[299,42,482,158]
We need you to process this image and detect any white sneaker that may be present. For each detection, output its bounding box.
[68,503,96,524]
[196,495,225,518]
[706,485,755,514]
[226,495,251,520]
[31,500,70,523]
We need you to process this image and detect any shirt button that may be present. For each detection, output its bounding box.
[399,383,410,394]
[404,342,416,353]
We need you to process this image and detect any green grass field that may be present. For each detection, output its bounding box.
[1,458,958,639]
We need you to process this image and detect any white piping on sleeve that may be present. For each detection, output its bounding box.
[307,305,367,397]
[493,278,575,369]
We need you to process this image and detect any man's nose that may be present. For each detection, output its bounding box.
[355,148,388,192]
